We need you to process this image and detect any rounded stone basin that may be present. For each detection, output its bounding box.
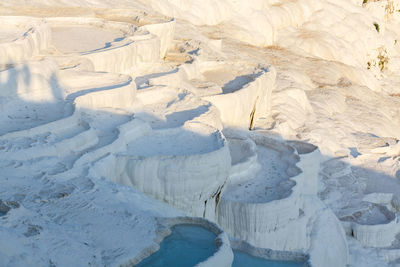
[51,26,126,54]
[136,224,217,267]
[200,63,260,94]
[125,126,224,157]
[341,203,395,226]
[217,134,321,250]
[134,217,233,267]
[223,143,295,204]
[233,250,305,267]
[188,61,264,97]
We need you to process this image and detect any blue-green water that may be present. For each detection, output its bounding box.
[136,224,217,267]
[136,224,305,267]
[233,250,304,267]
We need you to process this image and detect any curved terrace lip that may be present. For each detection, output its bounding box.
[227,137,257,165]
[230,239,309,264]
[201,64,266,94]
[287,140,318,155]
[0,16,50,64]
[131,216,232,267]
[222,182,296,204]
[223,137,301,204]
[122,127,226,157]
[49,25,130,54]
[342,203,396,226]
[0,25,29,43]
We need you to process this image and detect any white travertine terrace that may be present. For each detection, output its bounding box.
[217,131,348,267]
[0,12,351,267]
[45,17,175,73]
[112,125,231,219]
[2,0,400,266]
[179,60,276,128]
[0,16,51,64]
[340,194,400,248]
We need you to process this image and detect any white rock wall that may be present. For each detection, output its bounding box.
[307,198,349,267]
[113,128,231,218]
[0,17,51,64]
[217,133,348,266]
[203,67,276,129]
[352,220,400,248]
[46,17,174,74]
[144,19,176,58]
[226,137,261,185]
[74,78,136,109]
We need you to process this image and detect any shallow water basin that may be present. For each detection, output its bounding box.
[136,224,217,267]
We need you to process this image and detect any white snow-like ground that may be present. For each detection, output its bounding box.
[2,0,400,266]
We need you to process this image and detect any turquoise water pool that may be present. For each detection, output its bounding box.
[136,224,217,267]
[233,250,304,267]
[136,224,305,267]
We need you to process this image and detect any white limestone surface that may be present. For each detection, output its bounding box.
[113,124,231,220]
[46,17,172,73]
[203,65,276,129]
[218,132,348,266]
[135,85,222,131]
[2,0,400,266]
[143,19,175,58]
[340,193,400,248]
[226,136,260,185]
[217,135,302,249]
[0,59,62,101]
[0,16,51,64]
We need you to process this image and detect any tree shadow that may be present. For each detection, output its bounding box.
[0,62,66,135]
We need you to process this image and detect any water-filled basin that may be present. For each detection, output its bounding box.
[137,224,217,267]
[233,250,305,267]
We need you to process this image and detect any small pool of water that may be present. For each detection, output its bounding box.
[136,224,217,267]
[233,250,305,267]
